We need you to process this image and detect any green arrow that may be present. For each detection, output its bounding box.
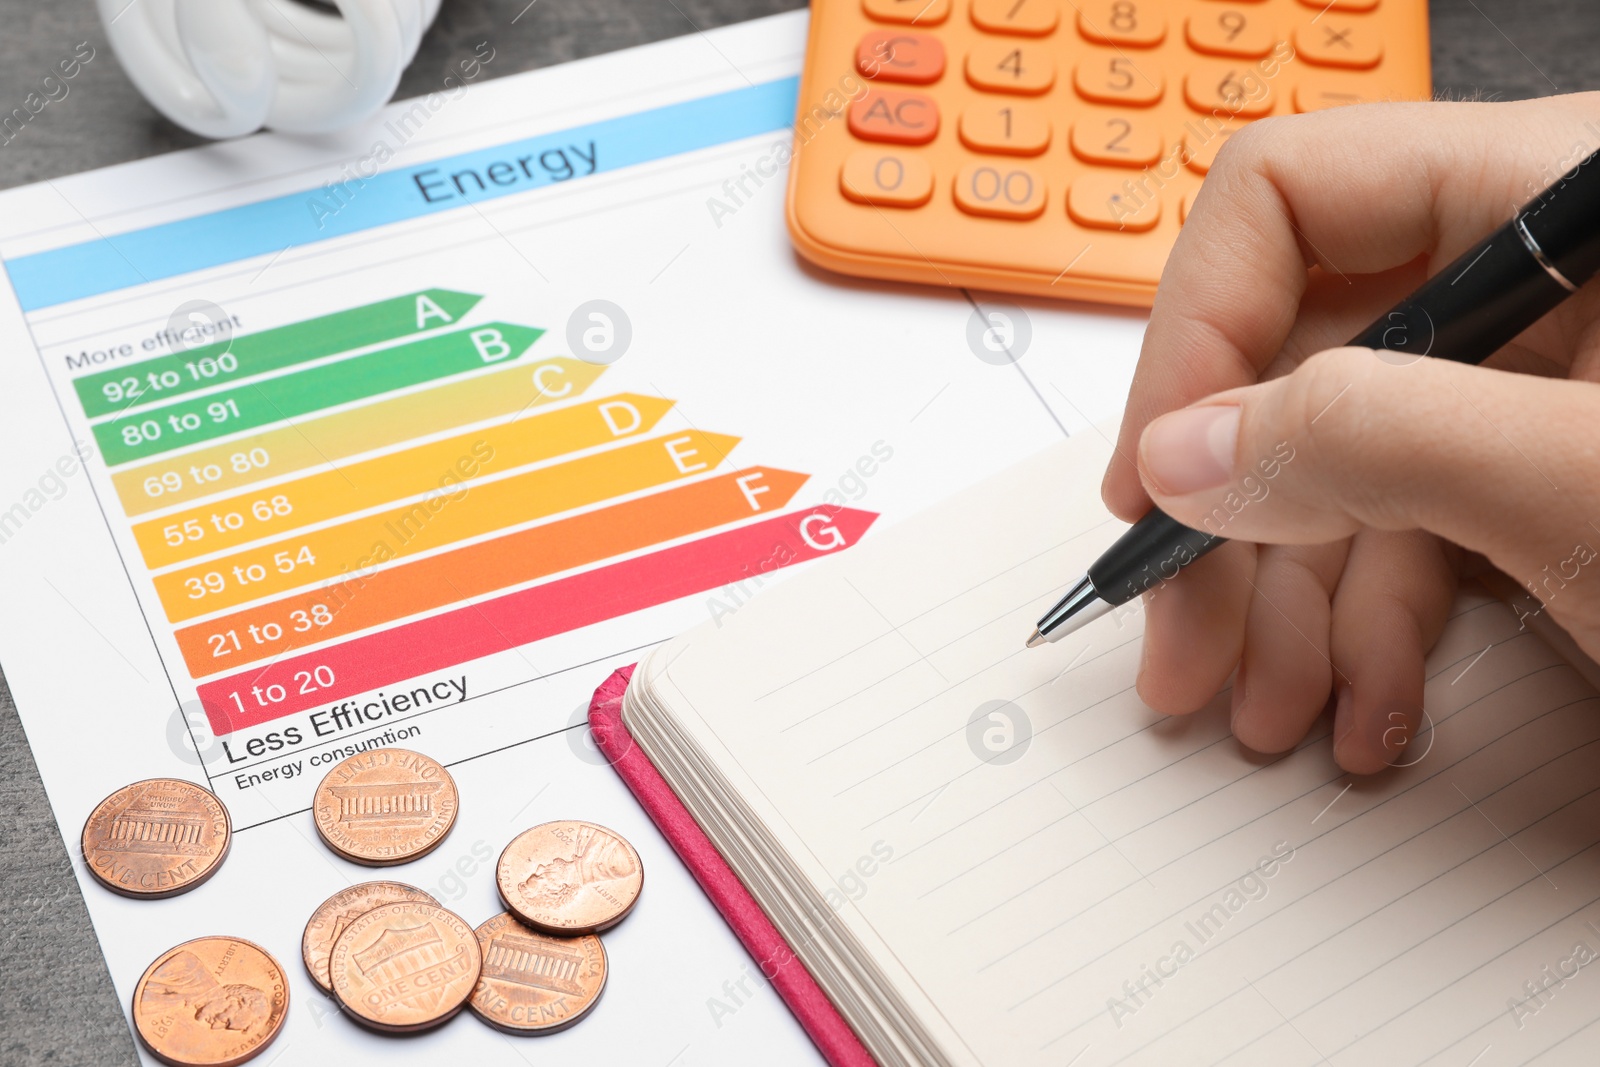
[95,322,543,466]
[76,288,483,419]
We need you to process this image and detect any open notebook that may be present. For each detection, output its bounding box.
[622,433,1600,1066]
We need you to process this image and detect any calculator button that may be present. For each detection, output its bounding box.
[1075,0,1166,48]
[970,0,1060,37]
[848,89,941,144]
[857,31,947,83]
[1183,63,1274,117]
[1068,174,1161,231]
[953,162,1048,218]
[1296,0,1377,10]
[1293,78,1373,112]
[863,0,952,26]
[1184,9,1276,58]
[1073,54,1164,107]
[966,43,1056,94]
[840,150,935,207]
[1293,21,1384,69]
[1180,121,1244,174]
[959,104,1051,155]
[1070,114,1162,167]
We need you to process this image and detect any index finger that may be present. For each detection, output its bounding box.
[1102,92,1600,520]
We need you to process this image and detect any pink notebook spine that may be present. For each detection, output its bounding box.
[589,665,876,1067]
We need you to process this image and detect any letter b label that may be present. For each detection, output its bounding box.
[470,328,511,362]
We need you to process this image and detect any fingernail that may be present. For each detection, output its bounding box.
[1332,685,1355,748]
[1375,703,1417,763]
[1142,404,1240,495]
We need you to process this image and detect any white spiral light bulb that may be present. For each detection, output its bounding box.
[97,0,443,139]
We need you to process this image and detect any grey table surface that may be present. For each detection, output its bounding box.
[2,1,1598,1064]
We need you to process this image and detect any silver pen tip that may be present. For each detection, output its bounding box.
[1028,573,1113,649]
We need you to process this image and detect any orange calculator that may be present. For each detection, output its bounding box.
[785,0,1432,306]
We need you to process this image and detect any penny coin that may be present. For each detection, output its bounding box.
[496,821,643,935]
[82,779,231,899]
[301,881,439,994]
[469,912,607,1034]
[311,748,458,865]
[329,900,482,1032]
[132,936,288,1067]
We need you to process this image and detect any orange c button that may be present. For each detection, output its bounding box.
[857,30,947,84]
[848,89,941,145]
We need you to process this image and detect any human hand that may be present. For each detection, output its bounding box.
[1101,94,1600,774]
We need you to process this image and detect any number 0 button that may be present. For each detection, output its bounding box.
[840,150,935,207]
[954,163,1047,219]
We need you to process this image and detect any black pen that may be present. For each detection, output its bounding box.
[1028,144,1600,648]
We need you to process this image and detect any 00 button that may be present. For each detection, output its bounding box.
[840,150,935,207]
[954,162,1046,219]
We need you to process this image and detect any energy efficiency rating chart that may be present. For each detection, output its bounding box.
[0,22,1133,1066]
[62,287,878,740]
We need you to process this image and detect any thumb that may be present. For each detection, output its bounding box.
[1135,347,1600,622]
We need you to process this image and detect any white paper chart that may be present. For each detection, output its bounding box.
[0,12,1142,1065]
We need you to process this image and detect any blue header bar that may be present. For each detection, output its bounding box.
[6,77,798,312]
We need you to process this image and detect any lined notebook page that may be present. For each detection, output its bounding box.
[640,436,1600,1066]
